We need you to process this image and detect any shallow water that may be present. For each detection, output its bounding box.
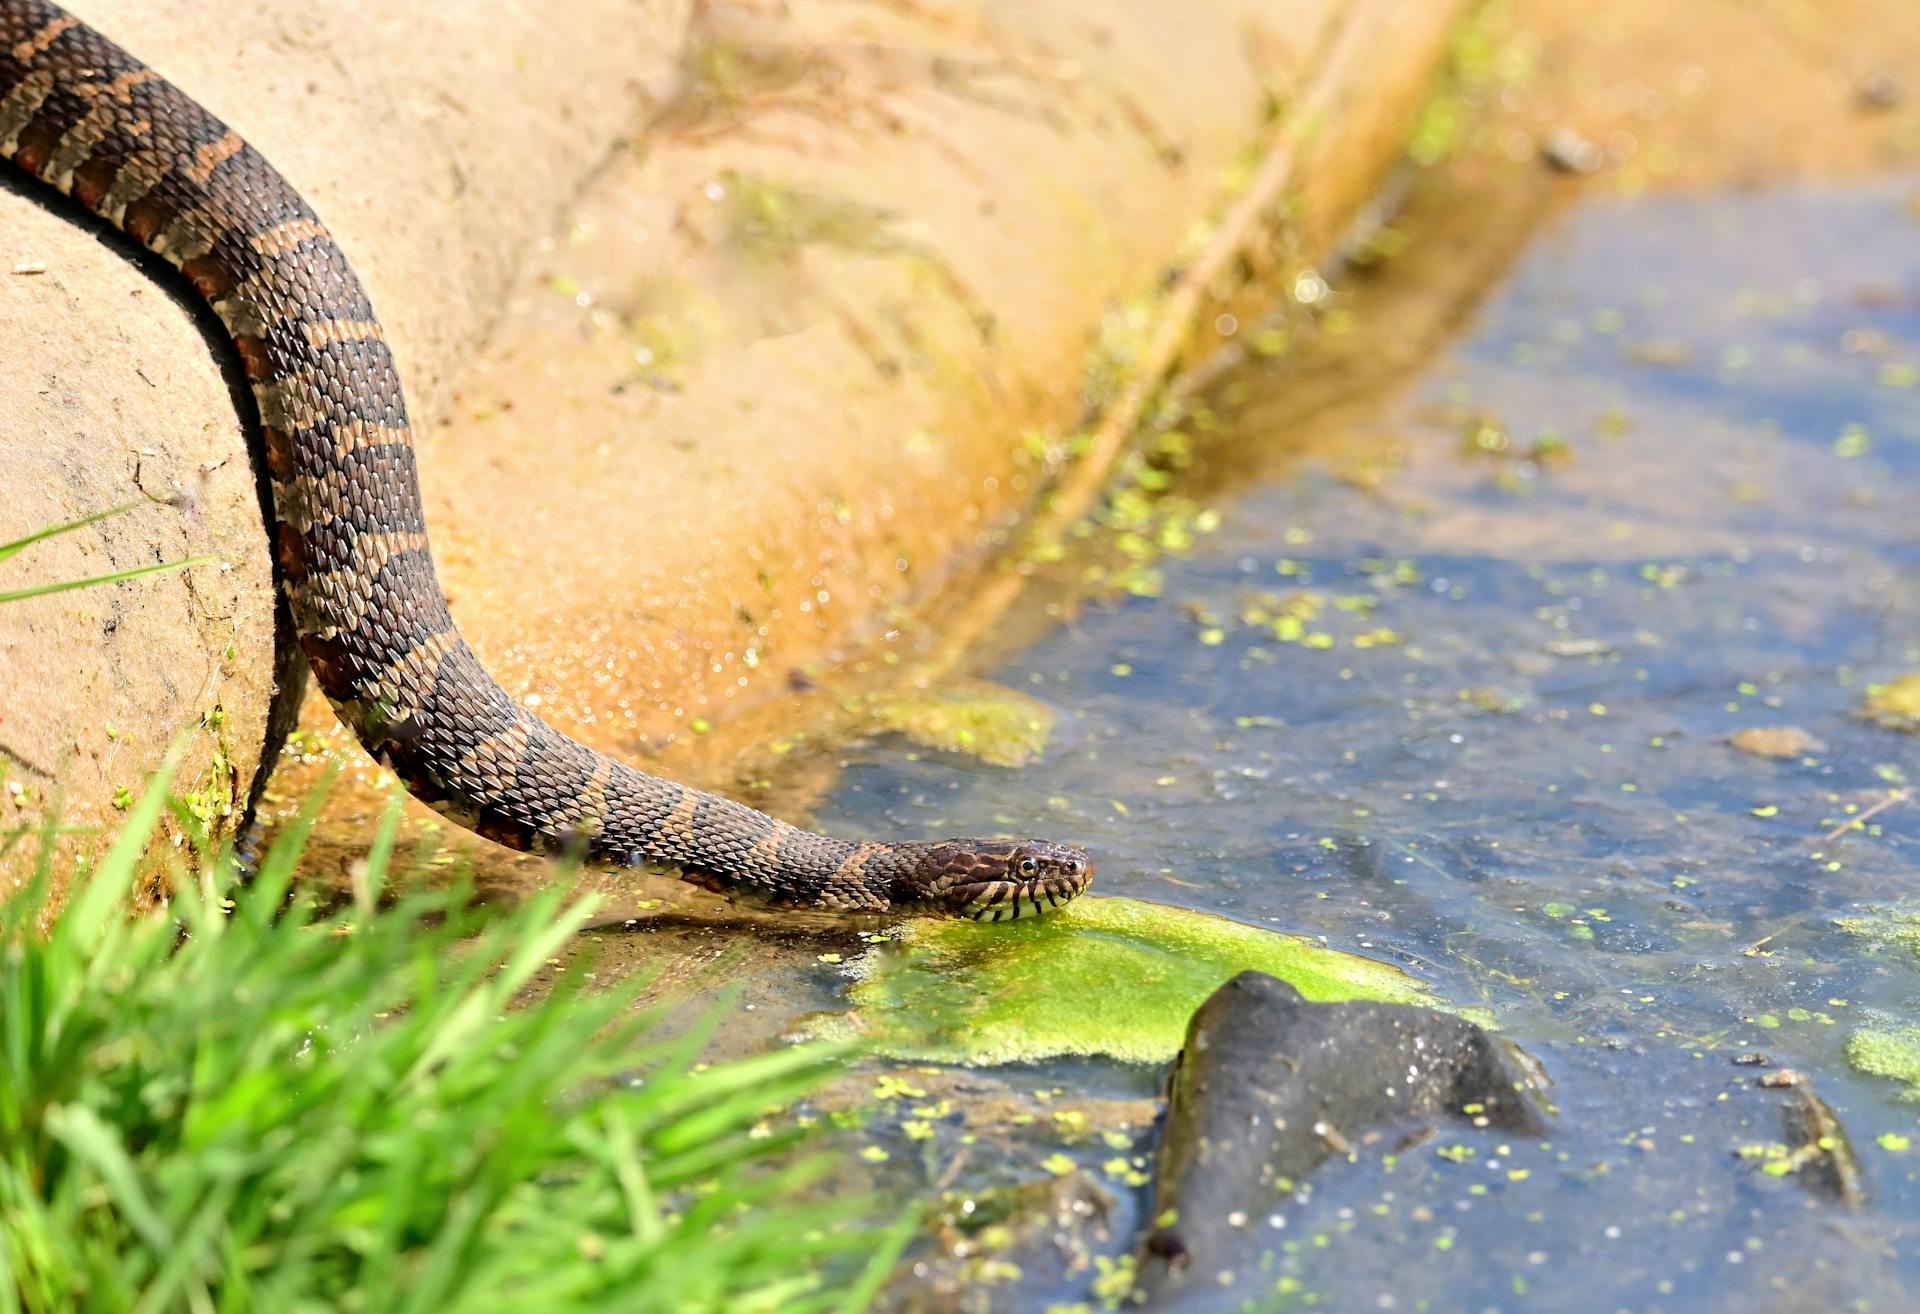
[808,184,1920,1310]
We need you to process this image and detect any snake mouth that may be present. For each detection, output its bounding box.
[959,872,1092,921]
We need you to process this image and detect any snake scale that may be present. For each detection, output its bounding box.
[0,0,1092,918]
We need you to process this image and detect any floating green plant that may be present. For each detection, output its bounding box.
[1863,674,1920,732]
[1846,1025,1920,1101]
[1836,906,1920,1098]
[1836,905,1920,962]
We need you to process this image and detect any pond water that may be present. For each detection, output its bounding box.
[803,183,1920,1311]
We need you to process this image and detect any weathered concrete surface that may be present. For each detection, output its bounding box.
[1503,0,1920,188]
[0,0,688,897]
[2,0,1470,889]
[401,0,1368,750]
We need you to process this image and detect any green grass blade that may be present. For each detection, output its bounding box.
[832,1211,918,1314]
[0,500,141,564]
[0,555,215,604]
[357,793,404,914]
[45,1105,175,1253]
[601,1107,664,1245]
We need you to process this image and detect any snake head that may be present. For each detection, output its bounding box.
[909,839,1093,920]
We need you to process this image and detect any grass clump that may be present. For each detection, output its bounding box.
[0,760,903,1313]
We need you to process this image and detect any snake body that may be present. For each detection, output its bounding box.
[0,0,1091,918]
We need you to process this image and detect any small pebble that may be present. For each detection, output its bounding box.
[1541,637,1617,658]
[1858,71,1903,112]
[1728,726,1825,759]
[1541,127,1604,174]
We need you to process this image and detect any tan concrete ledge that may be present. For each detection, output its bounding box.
[0,0,1464,891]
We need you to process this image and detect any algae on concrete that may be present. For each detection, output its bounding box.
[817,895,1444,1065]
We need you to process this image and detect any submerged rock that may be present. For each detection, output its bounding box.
[881,1172,1117,1314]
[1131,971,1548,1312]
[1777,1086,1866,1205]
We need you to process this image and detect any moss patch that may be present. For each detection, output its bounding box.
[860,680,1055,768]
[175,704,239,848]
[820,896,1445,1066]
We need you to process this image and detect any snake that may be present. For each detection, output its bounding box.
[0,0,1092,919]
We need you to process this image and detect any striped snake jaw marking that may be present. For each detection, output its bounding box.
[908,840,1094,921]
[0,0,1093,918]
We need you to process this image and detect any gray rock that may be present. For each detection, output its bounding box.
[1131,971,1548,1311]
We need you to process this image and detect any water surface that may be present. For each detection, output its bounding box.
[812,183,1920,1311]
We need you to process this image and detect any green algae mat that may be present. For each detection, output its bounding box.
[817,896,1444,1066]
[1837,905,1920,1101]
[858,679,1056,768]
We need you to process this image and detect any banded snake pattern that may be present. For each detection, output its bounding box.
[0,0,1093,918]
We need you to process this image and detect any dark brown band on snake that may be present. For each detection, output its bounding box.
[0,0,1091,918]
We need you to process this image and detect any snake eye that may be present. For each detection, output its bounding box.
[1018,856,1038,876]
